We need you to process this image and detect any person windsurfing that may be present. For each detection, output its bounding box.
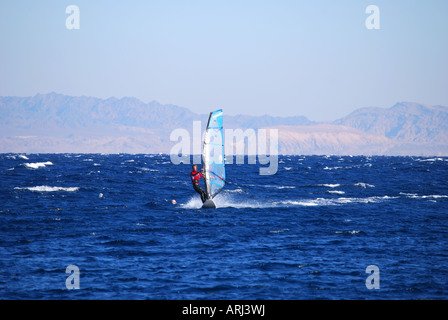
[191,164,207,203]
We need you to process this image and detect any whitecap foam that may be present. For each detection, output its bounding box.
[323,166,344,170]
[334,196,396,204]
[226,188,244,193]
[24,161,53,169]
[417,158,443,162]
[401,193,448,200]
[400,192,418,198]
[181,193,268,209]
[424,195,448,199]
[18,155,29,160]
[270,228,290,234]
[181,197,205,209]
[275,195,397,207]
[15,186,79,192]
[334,230,362,235]
[318,184,340,188]
[181,193,397,210]
[254,184,296,189]
[139,167,159,172]
[354,182,375,188]
[328,190,345,195]
[277,200,320,206]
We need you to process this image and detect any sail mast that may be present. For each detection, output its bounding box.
[203,111,213,199]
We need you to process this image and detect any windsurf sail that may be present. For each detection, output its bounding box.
[202,109,225,199]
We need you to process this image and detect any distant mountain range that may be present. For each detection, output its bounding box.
[1,93,447,155]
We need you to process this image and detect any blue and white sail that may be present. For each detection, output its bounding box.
[202,109,225,199]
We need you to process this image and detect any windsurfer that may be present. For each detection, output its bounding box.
[191,165,207,203]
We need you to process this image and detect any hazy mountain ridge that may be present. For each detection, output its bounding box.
[274,124,393,155]
[1,93,447,155]
[0,92,312,134]
[334,102,448,144]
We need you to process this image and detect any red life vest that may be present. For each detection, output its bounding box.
[190,170,204,185]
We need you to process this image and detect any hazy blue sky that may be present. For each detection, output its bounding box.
[1,0,447,121]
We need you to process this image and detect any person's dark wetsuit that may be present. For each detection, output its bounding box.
[191,169,207,203]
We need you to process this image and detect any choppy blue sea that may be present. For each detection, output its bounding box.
[1,154,447,300]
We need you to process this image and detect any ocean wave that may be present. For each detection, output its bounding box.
[6,154,29,160]
[14,186,79,192]
[24,161,53,169]
[226,188,244,193]
[422,195,448,199]
[195,195,394,209]
[328,190,345,195]
[318,184,340,188]
[182,194,397,209]
[278,200,319,207]
[247,184,296,189]
[400,193,448,200]
[334,230,362,235]
[139,167,159,172]
[323,166,344,170]
[275,196,397,207]
[181,195,266,209]
[354,182,375,188]
[269,228,290,234]
[417,157,444,162]
[324,163,372,170]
